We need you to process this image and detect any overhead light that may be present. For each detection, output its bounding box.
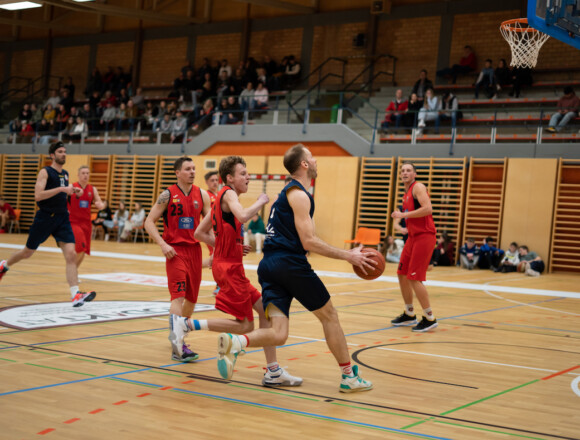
[72,0,95,2]
[0,1,41,10]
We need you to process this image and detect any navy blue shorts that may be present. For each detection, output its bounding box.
[26,210,75,250]
[258,251,331,317]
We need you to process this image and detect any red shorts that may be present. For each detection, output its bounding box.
[71,222,92,255]
[166,243,202,303]
[397,233,436,282]
[212,259,261,321]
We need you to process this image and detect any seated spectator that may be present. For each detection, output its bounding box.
[171,111,188,143]
[381,89,408,132]
[192,98,214,132]
[35,118,54,144]
[437,45,477,84]
[459,237,479,270]
[89,90,102,113]
[474,59,497,99]
[404,93,421,128]
[112,201,129,239]
[100,90,118,108]
[519,245,544,277]
[30,103,42,129]
[125,99,139,132]
[243,213,266,253]
[60,89,73,111]
[221,95,241,125]
[477,236,504,270]
[117,88,130,105]
[283,55,301,88]
[20,120,35,139]
[431,232,454,266]
[239,82,255,112]
[495,241,519,273]
[219,59,232,78]
[382,235,404,263]
[0,194,16,233]
[100,102,116,132]
[119,202,146,241]
[509,67,532,98]
[411,69,433,102]
[152,100,167,132]
[132,87,145,111]
[44,89,60,110]
[439,91,462,128]
[43,104,56,126]
[547,86,580,133]
[253,82,269,111]
[79,103,96,131]
[9,103,31,135]
[55,104,70,131]
[158,114,173,142]
[115,102,127,131]
[495,58,511,94]
[69,117,88,142]
[93,199,114,240]
[417,88,441,135]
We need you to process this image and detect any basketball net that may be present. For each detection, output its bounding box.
[500,18,550,68]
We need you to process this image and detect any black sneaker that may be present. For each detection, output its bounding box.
[391,312,417,326]
[412,317,438,332]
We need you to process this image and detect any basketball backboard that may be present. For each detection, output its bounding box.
[528,0,580,49]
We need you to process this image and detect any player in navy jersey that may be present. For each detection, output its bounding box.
[0,141,97,307]
[144,156,211,362]
[390,161,438,332]
[214,144,375,393]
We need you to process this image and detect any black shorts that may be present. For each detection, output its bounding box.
[258,251,330,317]
[26,210,75,250]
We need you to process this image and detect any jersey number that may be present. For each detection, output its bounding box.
[176,281,186,292]
[170,203,183,216]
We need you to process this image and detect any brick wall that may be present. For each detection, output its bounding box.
[140,38,188,88]
[377,16,441,88]
[10,49,44,80]
[194,33,242,68]
[248,29,303,64]
[51,46,90,100]
[96,41,135,74]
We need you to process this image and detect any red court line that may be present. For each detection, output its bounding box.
[63,418,80,424]
[181,380,195,384]
[37,429,55,435]
[137,393,151,397]
[89,408,104,414]
[159,386,173,390]
[113,400,128,405]
[541,365,580,381]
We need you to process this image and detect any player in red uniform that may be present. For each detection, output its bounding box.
[144,157,211,362]
[68,166,104,273]
[204,170,220,295]
[390,162,438,332]
[170,156,302,387]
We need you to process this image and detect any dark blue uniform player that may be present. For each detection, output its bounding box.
[0,142,96,307]
[216,144,374,393]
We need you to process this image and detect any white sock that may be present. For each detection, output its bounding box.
[188,319,208,331]
[267,362,280,373]
[405,304,415,316]
[70,286,79,298]
[424,307,435,321]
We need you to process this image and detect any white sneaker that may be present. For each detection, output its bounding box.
[217,333,245,380]
[339,365,373,393]
[168,314,189,359]
[526,268,540,277]
[418,119,426,128]
[262,367,303,387]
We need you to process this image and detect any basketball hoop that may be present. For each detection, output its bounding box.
[500,18,550,68]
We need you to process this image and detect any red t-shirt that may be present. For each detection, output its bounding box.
[162,184,204,246]
[211,186,243,262]
[0,202,16,218]
[68,182,94,225]
[402,181,436,237]
[207,190,217,207]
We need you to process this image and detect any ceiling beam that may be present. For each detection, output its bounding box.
[231,0,315,14]
[0,16,92,33]
[37,0,206,24]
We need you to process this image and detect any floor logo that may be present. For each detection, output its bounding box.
[0,301,216,330]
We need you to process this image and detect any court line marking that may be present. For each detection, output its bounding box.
[572,376,580,398]
[1,243,579,299]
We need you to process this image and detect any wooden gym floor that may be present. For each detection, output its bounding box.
[0,234,578,440]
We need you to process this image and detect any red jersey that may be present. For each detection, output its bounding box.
[162,184,204,246]
[402,181,436,237]
[208,190,217,206]
[211,186,243,262]
[68,182,94,225]
[0,202,16,218]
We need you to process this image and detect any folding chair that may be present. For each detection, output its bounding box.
[8,209,21,233]
[344,227,368,248]
[359,228,382,251]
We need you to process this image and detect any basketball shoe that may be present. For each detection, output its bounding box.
[71,291,96,307]
[412,317,438,332]
[172,343,199,363]
[217,333,245,380]
[339,365,373,393]
[262,367,303,387]
[168,314,189,359]
[0,260,8,282]
[391,312,417,326]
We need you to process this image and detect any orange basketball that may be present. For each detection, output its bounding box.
[353,247,386,280]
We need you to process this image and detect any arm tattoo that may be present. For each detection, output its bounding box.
[157,190,170,205]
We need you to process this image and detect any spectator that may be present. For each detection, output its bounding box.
[44,89,60,110]
[30,103,42,129]
[92,199,114,240]
[439,91,462,128]
[519,245,545,277]
[253,82,269,111]
[474,59,497,99]
[69,117,88,142]
[85,67,102,97]
[43,104,57,126]
[132,87,145,110]
[230,67,245,93]
[89,90,101,114]
[119,202,146,241]
[431,232,454,266]
[63,76,75,99]
[495,241,519,273]
[112,201,129,239]
[152,100,167,132]
[219,59,232,78]
[19,121,35,139]
[239,82,255,112]
[159,114,173,142]
[477,236,504,270]
[100,102,116,132]
[100,90,117,108]
[117,88,130,105]
[495,58,511,94]
[80,103,96,131]
[125,99,139,132]
[411,69,434,102]
[283,55,301,88]
[382,235,404,263]
[0,194,16,233]
[60,89,73,111]
[262,55,278,78]
[181,59,193,77]
[243,213,266,253]
[35,119,54,144]
[547,86,580,133]
[9,103,29,135]
[382,89,408,132]
[404,92,422,128]
[55,104,70,131]
[171,111,188,143]
[115,102,127,131]
[192,98,214,132]
[459,237,479,270]
[417,88,441,135]
[221,95,241,125]
[510,66,532,98]
[437,45,477,84]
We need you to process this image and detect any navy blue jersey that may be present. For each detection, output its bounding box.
[37,166,69,214]
[263,179,314,255]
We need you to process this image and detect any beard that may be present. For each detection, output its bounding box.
[54,156,66,165]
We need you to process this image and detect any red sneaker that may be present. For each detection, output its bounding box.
[0,260,8,282]
[71,290,97,307]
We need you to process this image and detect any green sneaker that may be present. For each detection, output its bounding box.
[217,333,245,380]
[340,365,373,393]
